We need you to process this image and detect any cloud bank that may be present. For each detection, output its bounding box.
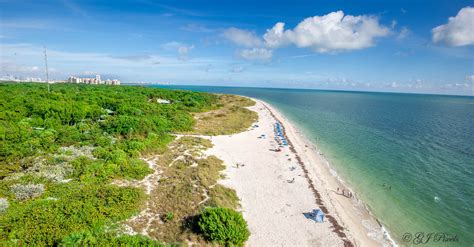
[432,7,474,46]
[263,11,390,52]
[223,11,390,60]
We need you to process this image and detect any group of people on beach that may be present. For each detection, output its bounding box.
[336,183,392,199]
[273,122,288,146]
[336,187,353,198]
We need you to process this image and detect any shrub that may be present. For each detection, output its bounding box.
[120,158,153,180]
[11,183,45,201]
[26,160,73,182]
[198,207,249,246]
[60,229,165,246]
[165,212,174,222]
[1,185,143,245]
[0,198,9,213]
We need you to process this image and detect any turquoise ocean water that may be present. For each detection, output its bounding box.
[152,85,474,246]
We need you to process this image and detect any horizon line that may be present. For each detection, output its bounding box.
[124,83,474,98]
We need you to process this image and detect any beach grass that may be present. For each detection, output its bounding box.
[207,184,240,209]
[126,136,240,243]
[186,94,258,135]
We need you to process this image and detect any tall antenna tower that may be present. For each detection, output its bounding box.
[43,46,50,93]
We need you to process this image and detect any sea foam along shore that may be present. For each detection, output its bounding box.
[200,98,395,246]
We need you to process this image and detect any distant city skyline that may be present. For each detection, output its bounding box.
[0,74,120,86]
[67,74,120,85]
[0,0,473,95]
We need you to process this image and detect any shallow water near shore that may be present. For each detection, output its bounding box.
[151,85,474,246]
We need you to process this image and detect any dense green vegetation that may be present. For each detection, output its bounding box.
[198,207,250,246]
[0,83,218,245]
[2,184,143,245]
[1,83,216,171]
[0,83,257,246]
[60,228,170,246]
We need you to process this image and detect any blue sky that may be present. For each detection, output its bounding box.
[1,0,473,95]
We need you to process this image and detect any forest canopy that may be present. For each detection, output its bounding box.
[0,83,217,174]
[0,83,219,245]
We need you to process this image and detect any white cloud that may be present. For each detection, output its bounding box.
[223,28,262,47]
[397,27,410,40]
[263,22,288,49]
[263,11,390,53]
[237,48,272,61]
[164,42,194,60]
[432,7,474,46]
[223,11,390,60]
[391,20,397,29]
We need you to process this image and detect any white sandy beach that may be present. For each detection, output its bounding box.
[202,99,394,247]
